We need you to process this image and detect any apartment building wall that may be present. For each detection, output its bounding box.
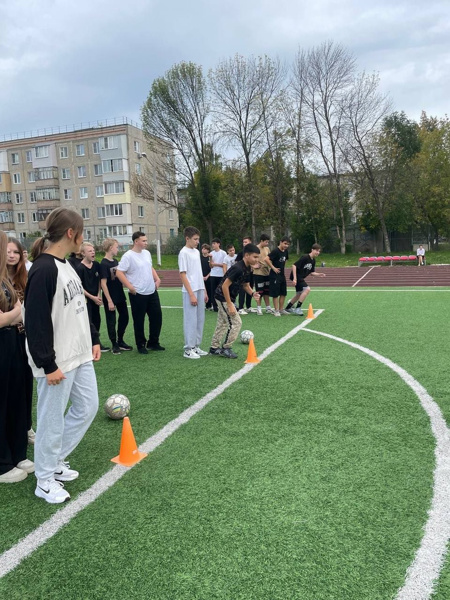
[0,122,179,247]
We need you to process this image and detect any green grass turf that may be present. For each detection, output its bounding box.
[0,288,448,598]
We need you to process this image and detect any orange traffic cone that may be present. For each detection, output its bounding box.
[245,338,260,364]
[111,417,148,467]
[307,303,315,319]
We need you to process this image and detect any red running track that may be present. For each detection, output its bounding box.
[156,265,450,288]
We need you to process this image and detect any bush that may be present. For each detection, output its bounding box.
[162,233,185,255]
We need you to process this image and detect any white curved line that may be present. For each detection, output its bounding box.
[304,328,450,600]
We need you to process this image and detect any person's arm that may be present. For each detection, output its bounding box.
[292,264,297,284]
[311,271,326,277]
[180,272,198,305]
[152,267,161,290]
[0,300,22,327]
[265,254,280,274]
[221,278,236,315]
[116,269,136,295]
[243,283,260,299]
[100,278,115,310]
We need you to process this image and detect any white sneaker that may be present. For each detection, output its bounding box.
[35,478,70,504]
[0,467,28,483]
[17,459,35,473]
[184,349,200,359]
[238,309,248,315]
[28,428,36,445]
[248,308,257,313]
[266,307,274,314]
[280,309,290,315]
[193,347,208,356]
[54,461,79,482]
[295,308,304,316]
[274,311,281,317]
[256,307,263,315]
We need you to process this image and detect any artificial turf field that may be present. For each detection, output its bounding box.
[1,287,450,599]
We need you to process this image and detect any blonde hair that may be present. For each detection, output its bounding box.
[80,241,95,255]
[102,238,118,253]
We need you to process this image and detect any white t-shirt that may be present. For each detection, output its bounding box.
[178,246,204,292]
[117,249,156,295]
[210,249,227,277]
[223,254,237,271]
[417,247,425,256]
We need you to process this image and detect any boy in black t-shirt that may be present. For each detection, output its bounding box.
[201,243,212,310]
[78,242,109,351]
[265,237,290,316]
[100,238,132,354]
[286,244,326,315]
[210,244,260,358]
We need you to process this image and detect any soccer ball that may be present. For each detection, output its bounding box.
[104,394,130,420]
[240,330,254,345]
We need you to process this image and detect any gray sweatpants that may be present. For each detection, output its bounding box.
[182,290,206,350]
[35,361,99,480]
[211,300,242,349]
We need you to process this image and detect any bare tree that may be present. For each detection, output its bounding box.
[292,41,356,253]
[210,54,285,238]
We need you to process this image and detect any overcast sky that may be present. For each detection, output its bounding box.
[0,0,448,138]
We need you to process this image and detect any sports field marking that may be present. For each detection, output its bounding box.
[0,310,324,579]
[352,265,377,287]
[304,327,450,600]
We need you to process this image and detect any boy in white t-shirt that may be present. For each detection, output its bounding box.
[417,244,426,266]
[209,238,227,312]
[223,245,237,272]
[178,227,209,359]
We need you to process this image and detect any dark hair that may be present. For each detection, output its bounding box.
[279,236,291,244]
[32,208,84,260]
[201,243,211,251]
[260,234,270,242]
[132,231,146,242]
[243,243,260,255]
[311,243,322,251]
[243,235,252,242]
[0,231,17,311]
[7,237,27,296]
[226,244,235,251]
[211,238,221,245]
[184,226,200,238]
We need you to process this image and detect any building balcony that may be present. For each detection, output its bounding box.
[36,199,61,210]
[0,221,15,231]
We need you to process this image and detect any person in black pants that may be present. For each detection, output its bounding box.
[236,236,254,314]
[209,238,227,312]
[201,243,212,309]
[100,238,132,355]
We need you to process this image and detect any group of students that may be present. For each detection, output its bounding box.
[179,228,325,359]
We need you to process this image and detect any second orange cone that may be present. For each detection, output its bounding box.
[111,416,148,467]
[245,338,260,364]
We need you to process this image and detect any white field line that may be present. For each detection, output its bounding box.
[352,265,377,287]
[303,328,450,600]
[0,310,323,579]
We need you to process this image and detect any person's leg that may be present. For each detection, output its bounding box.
[285,292,301,310]
[245,274,253,309]
[278,278,288,311]
[221,305,242,349]
[211,302,228,349]
[210,277,221,312]
[91,302,101,335]
[129,293,147,348]
[194,289,206,348]
[116,300,130,344]
[183,291,198,350]
[146,291,163,347]
[104,303,117,345]
[59,362,99,463]
[205,277,212,309]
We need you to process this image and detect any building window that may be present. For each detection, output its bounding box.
[0,174,2,184]
[108,225,126,236]
[104,181,124,195]
[79,187,88,199]
[76,144,85,157]
[77,166,87,178]
[61,168,70,180]
[133,141,140,153]
[36,188,58,201]
[34,145,49,158]
[32,212,38,223]
[97,206,106,218]
[99,136,118,150]
[29,191,37,203]
[15,193,23,204]
[28,171,36,183]
[26,150,32,163]
[35,168,55,180]
[11,152,19,165]
[13,173,21,184]
[135,163,141,175]
[170,228,175,237]
[59,146,68,159]
[94,164,102,176]
[81,208,89,219]
[83,228,91,240]
[92,141,100,154]
[138,205,144,217]
[102,158,123,173]
[169,209,174,220]
[64,189,72,200]
[95,185,104,197]
[105,203,123,217]
[17,212,25,223]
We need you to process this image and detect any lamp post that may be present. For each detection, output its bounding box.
[140,152,161,266]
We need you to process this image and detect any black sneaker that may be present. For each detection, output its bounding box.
[118,341,133,351]
[112,344,121,355]
[100,344,110,353]
[138,347,148,355]
[221,348,238,359]
[209,347,223,356]
[146,343,165,351]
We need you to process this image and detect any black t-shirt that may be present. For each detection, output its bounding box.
[78,261,101,296]
[215,260,252,302]
[100,258,126,304]
[292,254,315,280]
[268,247,289,275]
[200,254,211,277]
[67,254,82,272]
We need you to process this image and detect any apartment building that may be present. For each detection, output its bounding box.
[0,118,179,247]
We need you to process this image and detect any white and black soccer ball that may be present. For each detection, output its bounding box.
[104,394,130,420]
[240,330,254,345]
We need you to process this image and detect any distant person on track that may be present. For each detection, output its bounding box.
[417,245,426,266]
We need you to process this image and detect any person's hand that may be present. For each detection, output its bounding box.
[253,292,260,300]
[128,286,137,295]
[190,294,198,306]
[320,273,326,277]
[228,304,237,315]
[204,292,208,303]
[155,278,161,290]
[46,368,66,386]
[293,279,297,285]
[92,344,101,361]
[95,296,103,306]
[273,267,280,274]
[108,300,115,311]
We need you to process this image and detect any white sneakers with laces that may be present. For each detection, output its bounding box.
[193,347,208,356]
[184,349,200,359]
[35,478,70,504]
[54,461,79,482]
